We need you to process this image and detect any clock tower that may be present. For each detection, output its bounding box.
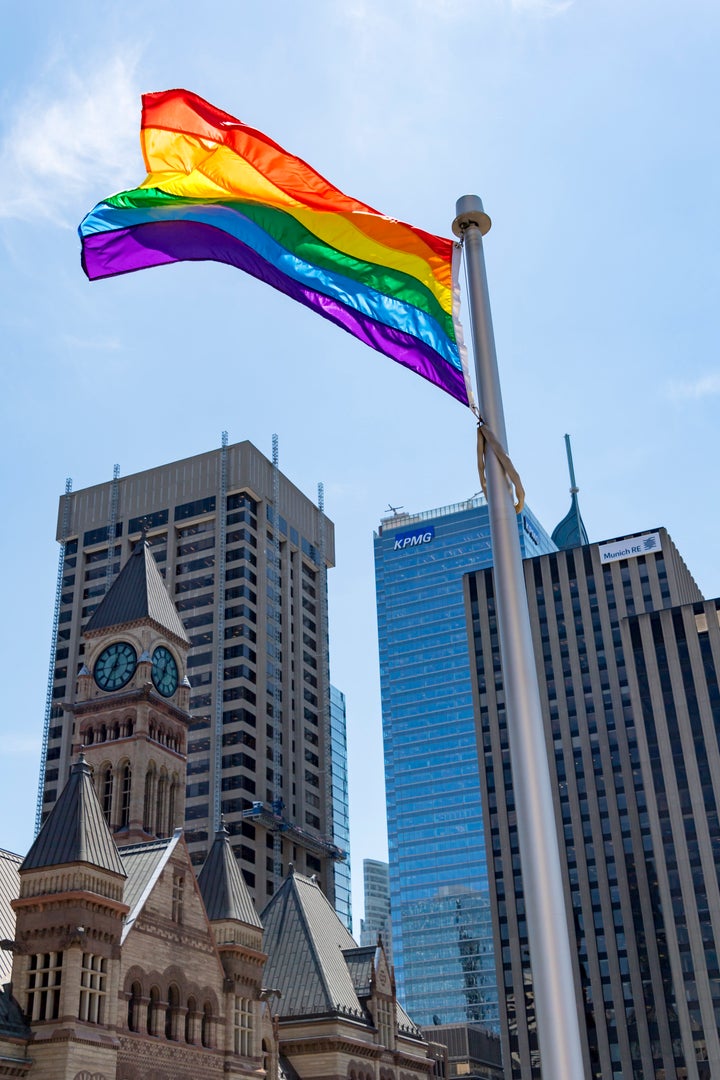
[68,537,192,846]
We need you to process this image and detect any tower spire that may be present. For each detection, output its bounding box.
[551,434,589,550]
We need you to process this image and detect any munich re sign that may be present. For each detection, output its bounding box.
[598,531,662,564]
[392,526,435,551]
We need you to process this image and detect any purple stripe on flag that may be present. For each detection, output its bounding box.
[81,220,469,405]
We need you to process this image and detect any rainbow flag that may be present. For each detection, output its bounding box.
[79,90,472,406]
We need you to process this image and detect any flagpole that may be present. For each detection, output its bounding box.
[453,195,586,1078]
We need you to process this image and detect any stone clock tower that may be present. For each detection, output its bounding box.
[68,538,192,846]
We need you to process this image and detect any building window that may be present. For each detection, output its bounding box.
[166,984,181,1040]
[234,996,253,1056]
[201,1002,213,1047]
[375,997,394,1049]
[79,953,107,1023]
[27,952,63,1021]
[144,764,156,832]
[172,874,184,923]
[119,763,131,828]
[101,765,113,824]
[128,981,142,1031]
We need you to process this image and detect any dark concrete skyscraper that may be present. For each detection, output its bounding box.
[41,440,347,912]
[465,528,719,1078]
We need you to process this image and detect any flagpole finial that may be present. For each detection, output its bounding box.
[452,194,492,238]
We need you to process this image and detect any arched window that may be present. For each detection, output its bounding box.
[168,776,178,832]
[185,996,197,1043]
[156,772,168,836]
[166,984,180,1040]
[143,764,156,833]
[147,986,160,1037]
[101,766,113,825]
[128,981,142,1032]
[201,1002,212,1047]
[119,763,132,829]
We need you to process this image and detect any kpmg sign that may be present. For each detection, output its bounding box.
[392,526,435,551]
[598,531,662,564]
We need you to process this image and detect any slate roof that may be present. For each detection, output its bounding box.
[119,832,180,943]
[261,869,364,1018]
[198,826,262,928]
[0,987,30,1041]
[21,757,126,877]
[0,850,21,985]
[85,539,189,644]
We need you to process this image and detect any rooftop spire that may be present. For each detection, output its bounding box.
[551,434,589,550]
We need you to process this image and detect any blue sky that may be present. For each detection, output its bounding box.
[1,0,719,922]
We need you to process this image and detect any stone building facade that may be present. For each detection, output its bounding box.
[0,540,437,1080]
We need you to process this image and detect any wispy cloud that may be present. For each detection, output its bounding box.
[666,373,720,401]
[0,52,141,226]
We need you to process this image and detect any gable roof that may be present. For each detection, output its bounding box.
[261,869,364,1019]
[119,831,181,943]
[85,539,189,644]
[0,850,21,985]
[21,757,126,878]
[198,826,262,928]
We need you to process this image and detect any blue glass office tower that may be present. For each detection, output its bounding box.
[330,684,352,931]
[374,496,556,1026]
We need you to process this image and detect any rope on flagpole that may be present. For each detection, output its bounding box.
[472,406,525,513]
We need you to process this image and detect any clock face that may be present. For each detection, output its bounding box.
[94,641,137,692]
[152,646,179,697]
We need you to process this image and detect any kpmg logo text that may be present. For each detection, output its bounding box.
[392,526,435,551]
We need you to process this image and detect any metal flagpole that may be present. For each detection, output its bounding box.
[452,195,586,1078]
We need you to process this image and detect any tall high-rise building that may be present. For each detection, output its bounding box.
[41,440,347,910]
[360,858,393,964]
[374,496,556,1027]
[330,684,352,930]
[465,528,719,1078]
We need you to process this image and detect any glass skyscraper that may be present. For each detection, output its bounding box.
[330,684,352,931]
[374,496,556,1026]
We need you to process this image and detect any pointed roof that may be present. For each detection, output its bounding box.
[551,493,589,550]
[22,756,126,877]
[551,433,589,550]
[85,539,189,644]
[198,825,262,928]
[260,869,363,1017]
